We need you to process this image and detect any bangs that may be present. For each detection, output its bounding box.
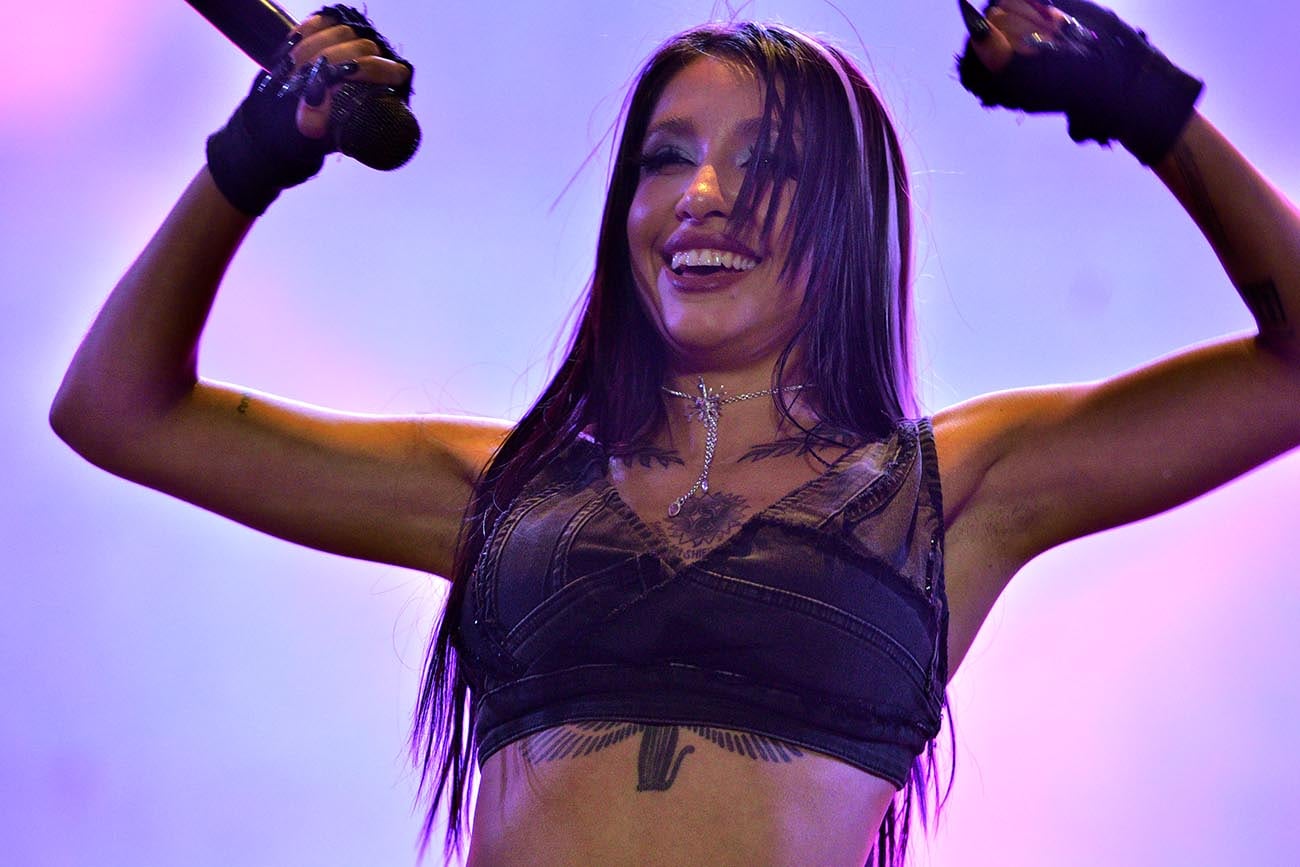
[697,31,875,297]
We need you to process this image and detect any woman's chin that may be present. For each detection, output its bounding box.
[661,329,786,375]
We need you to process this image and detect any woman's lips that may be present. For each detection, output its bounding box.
[660,262,754,293]
[660,245,762,293]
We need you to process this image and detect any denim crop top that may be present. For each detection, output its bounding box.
[456,419,948,788]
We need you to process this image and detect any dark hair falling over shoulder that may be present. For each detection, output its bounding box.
[410,21,951,867]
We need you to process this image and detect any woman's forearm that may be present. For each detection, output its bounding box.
[50,168,254,452]
[1154,113,1300,356]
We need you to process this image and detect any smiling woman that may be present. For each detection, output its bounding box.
[628,58,807,374]
[415,23,943,866]
[44,1,1300,866]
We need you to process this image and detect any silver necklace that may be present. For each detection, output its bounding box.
[659,377,813,517]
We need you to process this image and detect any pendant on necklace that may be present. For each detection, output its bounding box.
[660,376,812,518]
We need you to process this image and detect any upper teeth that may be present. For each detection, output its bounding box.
[670,249,759,272]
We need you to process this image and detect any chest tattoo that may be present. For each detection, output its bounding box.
[737,423,864,463]
[520,721,805,792]
[658,490,749,550]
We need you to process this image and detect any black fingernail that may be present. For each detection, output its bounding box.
[318,61,342,86]
[959,0,993,43]
[336,60,360,77]
[304,57,328,107]
[285,31,303,49]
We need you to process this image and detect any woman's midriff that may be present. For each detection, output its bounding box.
[465,723,897,867]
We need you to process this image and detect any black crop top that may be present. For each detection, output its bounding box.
[456,419,948,788]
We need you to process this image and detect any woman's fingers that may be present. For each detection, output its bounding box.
[283,19,413,140]
[291,23,368,67]
[994,1,1074,50]
[319,53,410,87]
[294,54,412,138]
[968,6,1016,72]
[968,1,1075,72]
[290,12,343,46]
[996,0,1056,32]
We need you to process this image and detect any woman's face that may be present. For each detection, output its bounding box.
[626,57,805,374]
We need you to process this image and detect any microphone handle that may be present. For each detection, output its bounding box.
[183,0,297,71]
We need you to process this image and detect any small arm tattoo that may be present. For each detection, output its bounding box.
[236,394,251,415]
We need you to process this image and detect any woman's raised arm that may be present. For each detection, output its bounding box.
[50,13,508,579]
[936,0,1300,668]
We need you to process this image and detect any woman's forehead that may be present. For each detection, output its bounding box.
[650,57,764,121]
[642,57,805,147]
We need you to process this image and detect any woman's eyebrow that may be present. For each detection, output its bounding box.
[643,116,696,142]
[642,116,767,143]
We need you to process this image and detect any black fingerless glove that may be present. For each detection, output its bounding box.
[957,0,1203,166]
[205,4,415,216]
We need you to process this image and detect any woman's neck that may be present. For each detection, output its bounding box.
[657,369,819,466]
[662,356,806,399]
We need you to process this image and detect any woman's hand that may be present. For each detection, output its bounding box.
[955,0,1202,165]
[960,0,1072,73]
[205,4,415,215]
[285,7,414,140]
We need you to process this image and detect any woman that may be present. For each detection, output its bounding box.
[49,1,1300,865]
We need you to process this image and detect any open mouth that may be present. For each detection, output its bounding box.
[669,248,760,277]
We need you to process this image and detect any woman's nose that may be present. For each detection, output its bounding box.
[674,163,731,222]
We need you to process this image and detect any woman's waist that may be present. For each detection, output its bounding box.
[467,722,894,867]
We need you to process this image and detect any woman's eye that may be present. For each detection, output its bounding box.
[739,147,796,179]
[638,149,691,174]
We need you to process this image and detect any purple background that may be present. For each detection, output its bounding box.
[9,1,1298,864]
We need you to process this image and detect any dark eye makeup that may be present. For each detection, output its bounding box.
[634,142,799,180]
[637,147,692,174]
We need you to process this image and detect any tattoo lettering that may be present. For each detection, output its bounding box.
[609,445,685,469]
[236,394,251,415]
[660,491,749,550]
[520,721,805,793]
[1240,278,1291,335]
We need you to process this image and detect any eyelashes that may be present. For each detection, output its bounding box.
[636,147,691,174]
[635,146,800,180]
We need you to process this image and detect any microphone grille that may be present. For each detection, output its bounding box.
[329,83,422,171]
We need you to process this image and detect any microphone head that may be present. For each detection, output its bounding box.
[329,83,422,171]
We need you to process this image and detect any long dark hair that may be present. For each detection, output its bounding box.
[411,21,946,866]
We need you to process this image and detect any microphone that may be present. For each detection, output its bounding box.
[183,0,421,170]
